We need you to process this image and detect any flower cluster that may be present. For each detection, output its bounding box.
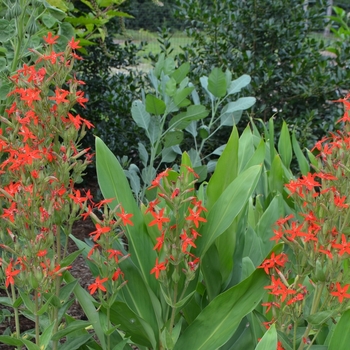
[0,34,93,296]
[260,94,350,349]
[147,166,206,284]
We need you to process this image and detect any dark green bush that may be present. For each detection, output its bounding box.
[174,0,350,149]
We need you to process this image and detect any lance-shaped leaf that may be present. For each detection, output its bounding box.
[208,67,227,98]
[95,137,157,291]
[169,105,209,130]
[131,100,150,130]
[255,324,277,350]
[278,121,292,169]
[174,268,268,350]
[197,165,262,257]
[328,308,350,350]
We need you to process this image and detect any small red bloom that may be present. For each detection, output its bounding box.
[88,276,108,294]
[112,268,124,281]
[5,260,20,288]
[330,282,350,303]
[153,232,165,252]
[186,208,207,228]
[90,224,111,241]
[180,230,197,252]
[150,258,167,279]
[68,37,82,50]
[117,207,134,226]
[107,249,123,263]
[148,208,170,231]
[43,32,59,45]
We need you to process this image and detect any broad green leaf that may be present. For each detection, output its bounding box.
[131,100,150,130]
[163,130,183,148]
[220,110,243,126]
[269,155,284,194]
[52,321,92,341]
[138,142,148,166]
[292,132,310,175]
[200,76,214,102]
[208,67,227,97]
[172,87,194,109]
[171,62,190,83]
[221,97,256,115]
[207,127,239,209]
[227,74,252,95]
[148,116,161,146]
[174,269,268,350]
[107,301,155,348]
[328,309,350,350]
[165,77,177,97]
[95,137,156,288]
[145,94,166,115]
[169,105,209,130]
[255,324,277,350]
[197,165,262,257]
[306,149,320,171]
[161,147,179,163]
[238,126,255,173]
[277,121,292,169]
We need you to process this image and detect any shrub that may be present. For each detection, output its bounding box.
[174,0,350,149]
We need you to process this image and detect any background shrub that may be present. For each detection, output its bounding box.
[174,0,350,149]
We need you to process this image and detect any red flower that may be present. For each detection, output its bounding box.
[180,230,196,252]
[186,207,207,228]
[5,260,20,288]
[330,282,350,303]
[332,234,350,256]
[48,87,70,104]
[258,252,288,274]
[153,232,165,252]
[43,32,59,45]
[90,224,111,241]
[117,206,134,226]
[148,208,170,231]
[112,268,124,281]
[88,276,108,294]
[68,37,82,50]
[150,258,167,279]
[107,249,123,263]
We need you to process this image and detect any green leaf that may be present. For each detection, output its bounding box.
[269,155,284,194]
[328,309,350,350]
[174,269,268,350]
[208,67,227,98]
[222,97,256,114]
[277,121,292,169]
[59,335,94,350]
[51,320,91,341]
[207,127,239,208]
[41,13,58,28]
[172,87,194,109]
[64,272,106,349]
[197,165,262,257]
[0,19,16,42]
[292,132,310,175]
[148,116,161,145]
[171,62,190,84]
[169,105,209,130]
[227,74,251,95]
[39,322,55,349]
[0,336,23,346]
[95,137,156,288]
[163,130,184,148]
[131,100,150,130]
[145,94,166,115]
[255,324,277,350]
[307,311,334,326]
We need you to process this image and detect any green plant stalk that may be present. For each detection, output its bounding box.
[34,290,40,346]
[297,282,325,350]
[10,283,21,350]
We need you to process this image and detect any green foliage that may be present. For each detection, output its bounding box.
[174,0,349,149]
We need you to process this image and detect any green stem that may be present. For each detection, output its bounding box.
[10,284,21,350]
[168,266,179,336]
[297,283,325,350]
[34,290,40,346]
